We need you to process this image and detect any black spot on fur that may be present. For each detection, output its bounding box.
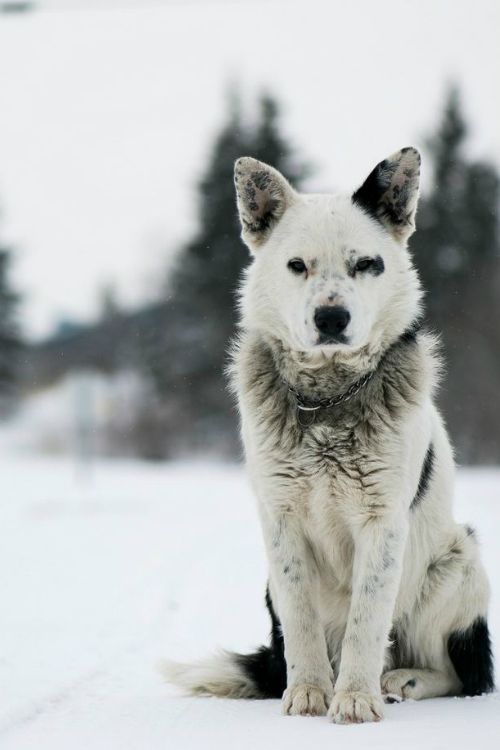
[371,255,385,275]
[251,170,272,191]
[384,694,401,704]
[347,254,385,278]
[352,160,391,224]
[388,622,409,669]
[410,443,434,510]
[388,635,400,667]
[244,202,279,234]
[400,318,422,344]
[448,617,495,696]
[235,586,286,698]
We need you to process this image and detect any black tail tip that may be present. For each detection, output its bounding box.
[236,646,286,699]
[235,585,287,699]
[448,617,495,696]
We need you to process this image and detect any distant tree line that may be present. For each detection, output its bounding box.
[412,87,500,462]
[137,92,312,457]
[19,86,500,463]
[0,230,21,418]
[0,1,35,14]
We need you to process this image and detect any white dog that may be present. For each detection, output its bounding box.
[164,148,494,723]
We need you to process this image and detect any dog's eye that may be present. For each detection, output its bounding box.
[355,257,374,273]
[287,258,307,275]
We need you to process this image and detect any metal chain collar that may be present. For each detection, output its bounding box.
[287,369,375,426]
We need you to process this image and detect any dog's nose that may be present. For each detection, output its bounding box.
[314,306,351,339]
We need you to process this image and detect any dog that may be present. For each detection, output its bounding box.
[164,148,494,723]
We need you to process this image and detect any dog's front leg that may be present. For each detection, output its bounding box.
[263,510,334,716]
[329,512,408,724]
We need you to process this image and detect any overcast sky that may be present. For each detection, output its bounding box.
[0,0,499,338]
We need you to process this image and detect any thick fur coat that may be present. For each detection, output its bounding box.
[164,149,494,723]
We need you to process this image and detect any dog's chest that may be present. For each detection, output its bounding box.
[301,418,372,510]
[238,337,402,518]
[246,375,381,510]
[267,410,376,521]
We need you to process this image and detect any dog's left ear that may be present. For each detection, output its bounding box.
[234,157,296,252]
[352,147,421,244]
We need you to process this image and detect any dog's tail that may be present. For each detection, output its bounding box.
[162,588,286,699]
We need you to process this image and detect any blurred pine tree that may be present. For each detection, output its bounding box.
[0,245,22,418]
[411,86,500,462]
[142,91,311,457]
[415,87,499,307]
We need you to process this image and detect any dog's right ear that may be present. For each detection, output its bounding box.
[234,157,296,251]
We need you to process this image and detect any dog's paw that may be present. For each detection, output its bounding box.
[381,669,422,701]
[328,690,384,724]
[282,683,332,716]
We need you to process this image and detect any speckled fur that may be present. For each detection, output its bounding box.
[164,150,492,723]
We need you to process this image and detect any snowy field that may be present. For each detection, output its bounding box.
[0,455,499,749]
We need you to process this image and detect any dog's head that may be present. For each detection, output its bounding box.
[235,149,423,359]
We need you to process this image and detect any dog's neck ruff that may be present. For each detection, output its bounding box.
[286,369,375,427]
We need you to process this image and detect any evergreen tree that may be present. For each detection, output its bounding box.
[142,91,312,456]
[412,86,500,462]
[98,282,122,321]
[0,244,21,418]
[415,87,500,321]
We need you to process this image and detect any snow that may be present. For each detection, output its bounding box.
[0,371,148,456]
[0,454,499,748]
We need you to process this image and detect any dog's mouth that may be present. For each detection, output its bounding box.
[316,333,349,347]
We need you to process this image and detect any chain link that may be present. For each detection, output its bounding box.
[288,370,375,414]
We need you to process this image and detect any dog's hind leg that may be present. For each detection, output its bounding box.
[386,525,494,702]
[382,613,495,700]
[381,667,460,701]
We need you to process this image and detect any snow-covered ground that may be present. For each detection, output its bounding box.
[1,455,499,749]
